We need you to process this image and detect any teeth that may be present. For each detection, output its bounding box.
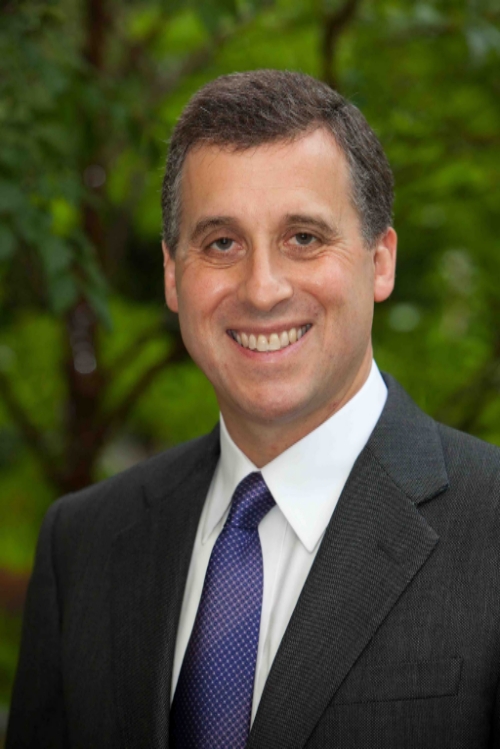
[230,325,310,352]
[257,335,268,352]
[268,333,281,351]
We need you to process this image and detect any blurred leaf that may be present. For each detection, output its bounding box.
[50,198,80,237]
[48,273,79,313]
[0,226,16,261]
[466,20,500,62]
[83,282,112,329]
[195,0,240,32]
[0,182,24,215]
[154,8,208,55]
[38,236,73,278]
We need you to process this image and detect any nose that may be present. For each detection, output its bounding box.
[238,245,293,312]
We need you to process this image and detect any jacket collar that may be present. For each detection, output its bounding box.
[369,372,449,504]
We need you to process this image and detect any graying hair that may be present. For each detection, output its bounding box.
[161,69,393,255]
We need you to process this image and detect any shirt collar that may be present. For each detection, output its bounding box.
[202,361,387,552]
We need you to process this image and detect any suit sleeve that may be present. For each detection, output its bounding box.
[489,673,500,748]
[6,501,69,749]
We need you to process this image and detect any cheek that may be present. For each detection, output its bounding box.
[178,266,236,316]
[309,263,374,331]
[303,265,351,311]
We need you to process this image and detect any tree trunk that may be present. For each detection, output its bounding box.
[321,0,362,90]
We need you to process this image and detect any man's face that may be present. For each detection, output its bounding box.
[163,128,396,439]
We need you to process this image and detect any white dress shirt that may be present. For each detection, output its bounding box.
[171,361,387,721]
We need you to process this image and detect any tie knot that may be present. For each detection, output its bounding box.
[226,472,275,530]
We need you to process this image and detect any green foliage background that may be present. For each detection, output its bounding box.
[1,0,499,724]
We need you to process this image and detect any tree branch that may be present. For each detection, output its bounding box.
[322,0,363,90]
[117,27,164,79]
[0,371,60,485]
[106,323,169,377]
[151,4,274,101]
[0,567,29,614]
[83,0,111,70]
[97,334,188,439]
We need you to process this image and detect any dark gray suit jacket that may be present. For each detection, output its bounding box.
[7,375,500,748]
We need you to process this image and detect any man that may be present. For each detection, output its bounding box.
[7,70,500,748]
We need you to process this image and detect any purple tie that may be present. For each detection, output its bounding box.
[170,472,275,748]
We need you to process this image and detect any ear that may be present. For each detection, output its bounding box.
[162,240,179,313]
[373,227,397,303]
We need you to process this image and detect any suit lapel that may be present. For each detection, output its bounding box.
[110,430,219,749]
[248,375,449,749]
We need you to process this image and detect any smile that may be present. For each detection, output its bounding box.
[228,325,312,352]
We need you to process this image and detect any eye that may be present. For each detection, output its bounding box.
[210,237,234,251]
[292,233,317,246]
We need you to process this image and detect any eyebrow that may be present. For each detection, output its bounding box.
[283,214,341,239]
[188,213,341,244]
[189,216,239,244]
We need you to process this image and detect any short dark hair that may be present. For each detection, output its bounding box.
[161,69,393,255]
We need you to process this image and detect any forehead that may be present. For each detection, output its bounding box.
[179,128,354,228]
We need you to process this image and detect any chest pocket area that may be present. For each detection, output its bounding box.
[334,656,463,704]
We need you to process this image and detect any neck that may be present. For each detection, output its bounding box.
[221,356,373,468]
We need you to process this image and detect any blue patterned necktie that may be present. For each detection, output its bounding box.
[170,472,275,748]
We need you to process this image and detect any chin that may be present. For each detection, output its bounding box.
[234,391,314,426]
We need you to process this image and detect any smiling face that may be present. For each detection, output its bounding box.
[163,128,396,461]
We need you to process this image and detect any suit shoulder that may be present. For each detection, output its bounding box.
[437,420,500,462]
[50,428,219,535]
[437,421,500,489]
